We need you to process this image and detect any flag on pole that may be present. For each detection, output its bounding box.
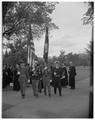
[27,23,35,67]
[43,26,49,64]
[30,39,35,67]
[27,45,30,64]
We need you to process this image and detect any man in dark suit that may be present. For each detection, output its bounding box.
[61,63,68,88]
[68,61,76,89]
[3,65,8,88]
[13,64,20,91]
[52,61,62,96]
[7,65,13,84]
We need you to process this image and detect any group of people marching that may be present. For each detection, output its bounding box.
[3,60,76,98]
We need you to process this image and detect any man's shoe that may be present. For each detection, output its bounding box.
[48,94,51,97]
[44,92,47,96]
[36,94,39,98]
[22,95,25,99]
[71,87,75,89]
[63,86,67,88]
[59,94,62,96]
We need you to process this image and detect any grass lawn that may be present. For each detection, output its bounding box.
[75,66,91,82]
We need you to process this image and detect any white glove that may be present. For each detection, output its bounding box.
[18,71,20,75]
[54,72,56,75]
[10,83,13,87]
[50,80,52,83]
[28,79,30,83]
[61,76,65,79]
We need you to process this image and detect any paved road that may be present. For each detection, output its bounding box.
[2,78,90,118]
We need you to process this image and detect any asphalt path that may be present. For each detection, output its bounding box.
[2,77,90,118]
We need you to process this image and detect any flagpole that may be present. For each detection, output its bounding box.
[43,26,49,65]
[27,22,35,68]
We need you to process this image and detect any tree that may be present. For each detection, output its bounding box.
[66,52,73,63]
[2,2,15,24]
[82,2,94,67]
[82,2,94,25]
[58,50,66,64]
[3,2,58,39]
[86,41,93,56]
[82,2,93,66]
[3,2,58,65]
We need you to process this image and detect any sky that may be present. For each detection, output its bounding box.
[34,2,92,57]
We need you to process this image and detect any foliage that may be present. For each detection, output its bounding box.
[3,49,90,66]
[58,50,65,64]
[85,41,93,55]
[3,2,58,39]
[82,2,93,65]
[82,2,94,25]
[2,2,15,24]
[3,2,59,66]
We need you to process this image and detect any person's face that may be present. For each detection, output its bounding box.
[21,63,24,68]
[16,64,19,69]
[62,63,65,67]
[34,61,38,66]
[70,62,73,66]
[55,63,59,68]
[35,60,38,64]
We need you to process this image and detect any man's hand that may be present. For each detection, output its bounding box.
[28,79,30,83]
[61,76,65,79]
[17,71,20,75]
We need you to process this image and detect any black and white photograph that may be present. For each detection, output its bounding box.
[2,1,93,118]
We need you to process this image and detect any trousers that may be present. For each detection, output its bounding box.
[19,81,26,96]
[53,77,62,96]
[32,80,39,96]
[43,78,51,95]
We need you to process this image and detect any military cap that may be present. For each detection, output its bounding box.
[54,61,59,64]
[19,60,24,64]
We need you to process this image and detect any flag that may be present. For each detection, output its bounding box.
[27,23,35,67]
[30,39,35,67]
[43,26,49,64]
[27,45,30,64]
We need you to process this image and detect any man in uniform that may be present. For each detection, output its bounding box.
[43,64,51,97]
[29,67,33,85]
[18,61,29,98]
[52,61,62,96]
[25,63,30,87]
[68,61,76,89]
[38,65,43,93]
[31,60,40,98]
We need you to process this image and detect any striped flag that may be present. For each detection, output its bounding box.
[27,24,35,67]
[30,39,35,67]
[43,26,49,64]
[27,45,30,64]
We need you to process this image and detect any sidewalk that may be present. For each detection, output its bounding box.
[2,78,90,118]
